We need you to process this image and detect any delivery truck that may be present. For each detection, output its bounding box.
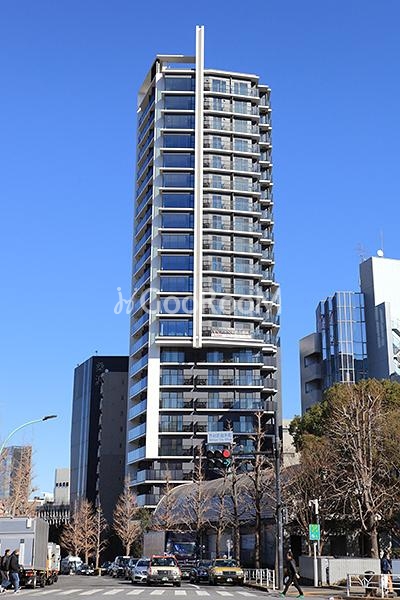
[0,517,57,588]
[143,531,198,579]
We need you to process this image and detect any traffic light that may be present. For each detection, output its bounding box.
[206,449,232,471]
[222,449,232,469]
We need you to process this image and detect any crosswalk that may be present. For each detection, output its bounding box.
[27,589,259,597]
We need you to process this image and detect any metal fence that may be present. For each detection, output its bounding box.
[243,568,276,590]
[346,572,400,597]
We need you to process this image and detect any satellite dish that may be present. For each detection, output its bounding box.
[377,249,384,257]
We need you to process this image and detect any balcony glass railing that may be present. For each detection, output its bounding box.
[134,229,151,257]
[138,97,155,127]
[204,377,263,386]
[135,189,152,219]
[128,400,147,420]
[127,447,145,463]
[196,399,264,410]
[160,398,193,409]
[160,375,194,385]
[131,312,149,336]
[129,354,148,377]
[128,423,146,441]
[130,377,148,398]
[134,247,151,276]
[130,332,149,355]
[136,469,192,482]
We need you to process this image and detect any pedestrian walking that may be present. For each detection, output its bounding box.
[280,551,304,598]
[381,551,393,594]
[0,549,11,594]
[8,550,21,594]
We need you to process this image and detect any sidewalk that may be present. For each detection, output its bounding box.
[245,582,346,598]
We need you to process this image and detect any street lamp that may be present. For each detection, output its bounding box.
[0,415,57,456]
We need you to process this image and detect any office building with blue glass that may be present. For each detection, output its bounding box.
[129,27,280,506]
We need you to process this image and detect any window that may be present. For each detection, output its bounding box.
[163,173,194,188]
[234,119,250,133]
[234,278,253,294]
[212,155,223,169]
[161,234,193,249]
[163,153,194,168]
[164,95,194,110]
[212,116,222,129]
[235,216,252,231]
[164,114,195,129]
[233,81,250,95]
[160,276,193,292]
[213,97,223,111]
[165,77,194,91]
[159,297,193,314]
[206,350,224,362]
[234,176,251,191]
[234,138,251,152]
[161,255,193,270]
[234,196,252,211]
[159,319,193,337]
[235,257,252,272]
[212,136,223,149]
[234,100,250,114]
[163,134,194,148]
[161,349,185,362]
[211,79,228,93]
[212,175,223,188]
[162,193,193,208]
[234,157,251,171]
[161,213,193,228]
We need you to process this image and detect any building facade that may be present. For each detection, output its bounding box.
[128,27,280,507]
[300,291,368,412]
[70,355,128,523]
[54,467,70,504]
[0,445,32,500]
[360,256,400,380]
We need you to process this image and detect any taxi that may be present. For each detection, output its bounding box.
[208,558,244,585]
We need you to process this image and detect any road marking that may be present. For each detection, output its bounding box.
[80,590,104,595]
[195,591,210,596]
[216,592,233,597]
[58,590,84,595]
[127,591,145,595]
[103,590,124,595]
[149,590,165,595]
[30,592,54,596]
[237,593,257,597]
[175,591,186,596]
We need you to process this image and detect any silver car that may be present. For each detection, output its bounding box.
[131,558,150,584]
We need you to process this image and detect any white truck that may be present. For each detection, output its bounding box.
[0,517,55,588]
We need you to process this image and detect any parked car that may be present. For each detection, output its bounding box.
[189,560,213,583]
[111,556,131,578]
[125,558,140,580]
[131,558,150,584]
[76,564,95,576]
[147,555,181,587]
[208,559,244,585]
[100,562,112,576]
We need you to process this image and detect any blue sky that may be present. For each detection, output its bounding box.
[1,0,399,493]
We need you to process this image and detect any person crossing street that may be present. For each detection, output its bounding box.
[280,551,304,598]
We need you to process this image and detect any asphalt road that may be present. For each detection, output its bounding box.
[10,575,272,600]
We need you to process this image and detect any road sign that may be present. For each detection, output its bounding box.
[207,431,234,444]
[309,524,320,541]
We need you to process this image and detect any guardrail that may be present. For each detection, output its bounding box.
[243,568,276,590]
[346,572,400,597]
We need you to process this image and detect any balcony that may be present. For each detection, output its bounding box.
[130,332,149,356]
[136,494,160,507]
[202,326,265,340]
[127,447,145,464]
[159,423,194,433]
[195,399,265,411]
[136,469,192,483]
[160,398,193,409]
[199,376,263,387]
[128,423,146,441]
[128,400,147,420]
[129,354,148,377]
[160,375,194,386]
[130,377,148,399]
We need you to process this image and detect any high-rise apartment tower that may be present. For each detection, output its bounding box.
[129,27,280,506]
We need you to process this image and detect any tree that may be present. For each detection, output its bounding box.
[181,449,211,553]
[60,499,96,559]
[4,446,36,517]
[245,412,275,568]
[93,503,108,570]
[113,480,142,555]
[289,379,400,557]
